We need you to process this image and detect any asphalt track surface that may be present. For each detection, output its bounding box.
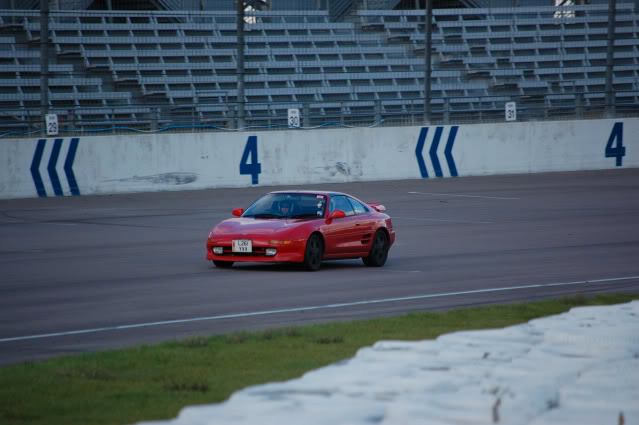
[1,169,639,365]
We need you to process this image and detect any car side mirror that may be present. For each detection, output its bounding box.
[329,210,345,219]
[232,208,244,217]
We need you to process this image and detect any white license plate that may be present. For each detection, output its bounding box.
[232,239,252,253]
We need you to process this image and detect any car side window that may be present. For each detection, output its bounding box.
[347,197,369,215]
[329,195,355,216]
[299,195,326,218]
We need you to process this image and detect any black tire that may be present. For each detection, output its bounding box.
[303,234,323,271]
[213,260,234,268]
[362,230,389,267]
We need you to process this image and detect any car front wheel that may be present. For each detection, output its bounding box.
[303,234,323,271]
[362,230,389,267]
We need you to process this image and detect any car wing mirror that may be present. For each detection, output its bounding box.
[329,210,346,219]
[232,208,244,217]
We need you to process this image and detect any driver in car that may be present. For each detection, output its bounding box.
[279,200,292,216]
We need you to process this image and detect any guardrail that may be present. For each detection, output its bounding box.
[2,90,638,138]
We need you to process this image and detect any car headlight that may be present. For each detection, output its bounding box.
[212,247,224,255]
[265,248,277,256]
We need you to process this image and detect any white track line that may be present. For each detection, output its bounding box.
[379,270,422,273]
[1,275,638,344]
[409,191,520,200]
[393,216,494,224]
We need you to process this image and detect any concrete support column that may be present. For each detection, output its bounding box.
[236,0,246,129]
[40,0,50,126]
[605,0,617,117]
[423,0,433,124]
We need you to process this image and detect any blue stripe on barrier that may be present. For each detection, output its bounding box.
[30,139,47,198]
[415,127,429,178]
[445,126,459,177]
[429,126,444,177]
[64,138,80,196]
[47,138,64,196]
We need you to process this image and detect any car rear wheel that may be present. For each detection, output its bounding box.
[213,260,234,268]
[362,230,389,267]
[303,234,323,271]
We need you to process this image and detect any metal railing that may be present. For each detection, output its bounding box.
[2,90,637,138]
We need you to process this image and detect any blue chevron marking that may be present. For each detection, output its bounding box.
[64,138,80,196]
[30,139,47,198]
[415,127,429,178]
[47,138,64,196]
[429,126,444,177]
[444,126,459,177]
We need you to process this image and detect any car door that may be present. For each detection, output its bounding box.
[347,196,376,253]
[322,195,360,256]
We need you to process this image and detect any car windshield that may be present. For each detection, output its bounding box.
[242,193,327,219]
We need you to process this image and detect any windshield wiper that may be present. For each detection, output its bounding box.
[289,213,320,219]
[250,213,281,219]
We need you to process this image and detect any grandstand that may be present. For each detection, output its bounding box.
[0,0,637,135]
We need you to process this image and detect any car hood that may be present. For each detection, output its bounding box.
[213,217,310,236]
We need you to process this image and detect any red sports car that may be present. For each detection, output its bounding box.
[206,190,395,271]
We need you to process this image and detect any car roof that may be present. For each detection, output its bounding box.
[269,190,347,197]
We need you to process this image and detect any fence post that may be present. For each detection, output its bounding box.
[576,93,583,120]
[67,109,75,133]
[228,105,236,130]
[152,107,160,131]
[444,98,450,123]
[303,103,310,128]
[411,99,415,126]
[110,107,115,134]
[375,99,381,124]
[544,97,549,120]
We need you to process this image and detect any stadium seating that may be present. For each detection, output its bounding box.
[0,3,637,134]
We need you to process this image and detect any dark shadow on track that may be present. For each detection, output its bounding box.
[207,259,368,272]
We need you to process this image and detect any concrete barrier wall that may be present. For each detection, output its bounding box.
[1,118,637,200]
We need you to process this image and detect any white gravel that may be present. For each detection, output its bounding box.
[138,301,639,425]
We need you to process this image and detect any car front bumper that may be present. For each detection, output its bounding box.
[206,237,306,263]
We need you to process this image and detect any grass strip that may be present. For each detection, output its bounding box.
[1,293,638,425]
